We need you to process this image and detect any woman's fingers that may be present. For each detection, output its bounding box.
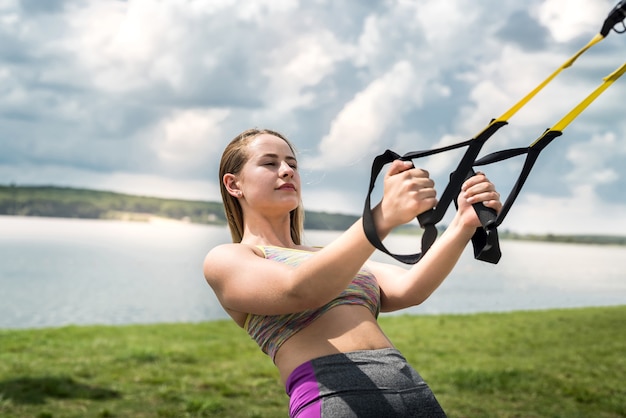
[386,159,415,177]
[379,160,439,227]
[461,172,502,212]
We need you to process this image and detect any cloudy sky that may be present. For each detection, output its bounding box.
[2,0,625,235]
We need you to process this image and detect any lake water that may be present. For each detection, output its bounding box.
[1,215,625,329]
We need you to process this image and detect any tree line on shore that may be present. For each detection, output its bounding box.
[1,184,624,245]
[0,184,359,231]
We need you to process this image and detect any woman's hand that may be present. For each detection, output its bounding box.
[374,160,438,234]
[372,171,502,312]
[456,172,502,229]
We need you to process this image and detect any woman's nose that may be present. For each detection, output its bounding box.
[280,162,294,177]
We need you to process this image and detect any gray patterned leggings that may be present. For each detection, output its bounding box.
[286,348,447,417]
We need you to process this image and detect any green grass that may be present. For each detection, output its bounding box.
[1,306,624,418]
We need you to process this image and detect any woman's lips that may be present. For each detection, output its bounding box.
[278,183,296,191]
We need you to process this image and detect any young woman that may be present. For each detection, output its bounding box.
[203,128,502,417]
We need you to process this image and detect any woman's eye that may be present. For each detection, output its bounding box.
[262,160,297,169]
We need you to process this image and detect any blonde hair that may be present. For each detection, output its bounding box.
[219,128,304,244]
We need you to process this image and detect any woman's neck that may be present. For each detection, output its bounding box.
[240,214,296,248]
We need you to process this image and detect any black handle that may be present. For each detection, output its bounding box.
[601,0,626,36]
[416,208,435,228]
[472,227,501,263]
[449,168,502,264]
[474,202,498,229]
[362,120,508,264]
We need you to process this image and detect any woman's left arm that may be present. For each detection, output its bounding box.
[370,172,502,312]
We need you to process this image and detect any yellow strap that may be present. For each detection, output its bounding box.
[551,62,626,133]
[562,33,605,69]
[531,62,626,146]
[489,33,606,128]
[495,65,564,124]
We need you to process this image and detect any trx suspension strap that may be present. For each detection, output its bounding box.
[363,0,626,265]
[472,62,626,230]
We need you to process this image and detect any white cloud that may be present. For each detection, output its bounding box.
[309,61,421,169]
[537,0,611,42]
[458,45,578,136]
[415,0,480,45]
[63,1,144,91]
[150,108,230,170]
[235,0,298,21]
[566,132,625,186]
[62,0,232,93]
[263,30,351,112]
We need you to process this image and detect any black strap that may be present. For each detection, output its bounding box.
[415,121,507,233]
[363,149,451,264]
[362,119,508,265]
[473,129,564,228]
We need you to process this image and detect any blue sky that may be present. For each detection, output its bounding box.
[1,0,625,235]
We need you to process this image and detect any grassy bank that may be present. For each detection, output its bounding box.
[1,306,624,418]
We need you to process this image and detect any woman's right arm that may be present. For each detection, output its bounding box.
[204,160,437,316]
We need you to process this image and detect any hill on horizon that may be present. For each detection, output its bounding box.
[1,184,625,246]
[0,184,360,232]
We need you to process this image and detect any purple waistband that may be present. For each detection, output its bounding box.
[285,360,321,418]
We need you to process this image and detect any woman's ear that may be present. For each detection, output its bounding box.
[223,173,242,198]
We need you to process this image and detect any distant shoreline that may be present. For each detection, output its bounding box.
[2,184,625,246]
[4,212,626,248]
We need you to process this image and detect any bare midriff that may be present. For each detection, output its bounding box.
[273,304,394,384]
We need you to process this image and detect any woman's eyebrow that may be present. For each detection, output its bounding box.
[260,153,298,162]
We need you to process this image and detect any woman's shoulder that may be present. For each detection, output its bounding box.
[205,242,264,262]
[203,243,264,277]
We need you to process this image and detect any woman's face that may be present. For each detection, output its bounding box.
[236,134,301,215]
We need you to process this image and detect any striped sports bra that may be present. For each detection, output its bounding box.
[244,246,381,361]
